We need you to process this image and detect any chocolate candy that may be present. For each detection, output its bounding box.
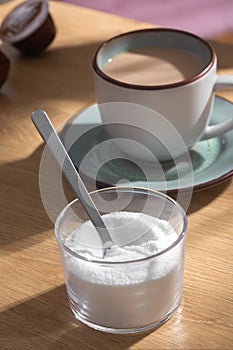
[0,50,10,89]
[0,0,56,55]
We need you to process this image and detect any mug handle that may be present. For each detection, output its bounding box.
[201,75,233,140]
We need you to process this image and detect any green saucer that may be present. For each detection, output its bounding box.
[61,96,233,192]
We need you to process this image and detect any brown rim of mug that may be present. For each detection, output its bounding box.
[92,28,216,90]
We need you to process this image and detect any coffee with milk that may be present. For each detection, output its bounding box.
[93,29,233,161]
[103,47,204,86]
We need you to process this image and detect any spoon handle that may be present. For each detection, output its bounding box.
[31,109,113,249]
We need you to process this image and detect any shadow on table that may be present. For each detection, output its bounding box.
[1,35,233,122]
[208,36,233,70]
[0,285,152,350]
[0,30,232,127]
[187,178,232,214]
[0,144,75,255]
[1,137,232,255]
[0,41,102,118]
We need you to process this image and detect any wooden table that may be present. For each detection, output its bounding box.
[1,1,232,349]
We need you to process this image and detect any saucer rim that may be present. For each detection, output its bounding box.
[62,96,233,194]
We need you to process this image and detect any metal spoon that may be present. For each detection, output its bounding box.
[32,109,113,258]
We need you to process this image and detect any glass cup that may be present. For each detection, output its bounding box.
[55,187,187,334]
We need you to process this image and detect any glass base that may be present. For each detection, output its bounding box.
[70,301,181,334]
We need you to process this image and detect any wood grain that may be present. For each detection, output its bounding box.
[0,1,232,349]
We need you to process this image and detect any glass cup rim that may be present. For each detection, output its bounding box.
[92,27,216,91]
[54,186,188,265]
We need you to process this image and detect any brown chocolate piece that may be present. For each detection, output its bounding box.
[0,50,10,89]
[0,0,56,55]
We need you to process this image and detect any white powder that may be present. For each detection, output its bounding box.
[64,212,184,330]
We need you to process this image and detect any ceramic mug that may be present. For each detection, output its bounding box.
[92,28,233,161]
